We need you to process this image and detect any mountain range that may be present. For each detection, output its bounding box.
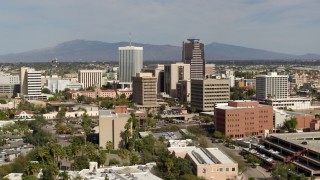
[0,40,319,62]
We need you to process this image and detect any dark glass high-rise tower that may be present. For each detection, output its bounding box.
[182,39,205,79]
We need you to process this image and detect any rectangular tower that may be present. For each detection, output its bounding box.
[132,72,157,105]
[20,67,41,96]
[164,62,190,98]
[119,46,143,84]
[182,39,205,79]
[78,70,103,89]
[256,72,288,100]
[191,78,230,112]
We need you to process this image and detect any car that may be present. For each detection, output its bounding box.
[301,141,308,145]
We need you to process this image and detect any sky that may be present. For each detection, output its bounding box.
[0,0,319,55]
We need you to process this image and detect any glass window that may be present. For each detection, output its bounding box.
[226,168,229,172]
[232,168,235,171]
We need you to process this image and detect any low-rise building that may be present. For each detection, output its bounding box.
[215,100,273,138]
[70,88,132,100]
[99,110,130,149]
[273,109,315,131]
[14,110,33,119]
[264,97,312,110]
[168,146,238,180]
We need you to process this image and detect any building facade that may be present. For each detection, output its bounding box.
[164,62,190,98]
[176,79,191,102]
[78,70,103,89]
[132,73,157,105]
[20,67,48,100]
[99,110,130,150]
[215,100,273,138]
[168,147,238,180]
[182,39,205,79]
[118,46,143,86]
[256,72,288,100]
[191,78,230,112]
[144,64,164,94]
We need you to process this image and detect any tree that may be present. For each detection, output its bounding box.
[56,106,67,119]
[73,156,89,170]
[81,113,92,146]
[282,117,298,133]
[244,154,262,166]
[23,162,41,177]
[271,162,296,180]
[42,88,51,94]
[105,141,113,163]
[59,171,69,180]
[42,163,59,180]
[130,153,139,165]
[118,149,129,164]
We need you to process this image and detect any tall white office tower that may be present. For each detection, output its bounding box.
[20,67,48,100]
[118,46,143,88]
[78,70,103,89]
[256,72,288,100]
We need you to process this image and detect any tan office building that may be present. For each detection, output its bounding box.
[164,62,190,97]
[78,70,103,89]
[191,78,230,112]
[99,110,130,149]
[215,100,273,138]
[132,73,157,105]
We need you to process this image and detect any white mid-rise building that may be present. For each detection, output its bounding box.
[118,46,143,88]
[20,67,41,96]
[256,72,288,100]
[78,70,103,89]
[44,79,83,93]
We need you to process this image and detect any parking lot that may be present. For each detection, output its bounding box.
[153,131,182,140]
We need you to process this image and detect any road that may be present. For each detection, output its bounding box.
[208,139,272,180]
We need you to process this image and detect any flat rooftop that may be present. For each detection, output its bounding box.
[170,147,236,165]
[271,132,320,153]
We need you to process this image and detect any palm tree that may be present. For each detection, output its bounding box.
[59,171,69,180]
[81,113,92,146]
[24,161,41,176]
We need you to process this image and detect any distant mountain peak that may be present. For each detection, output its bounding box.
[0,40,318,62]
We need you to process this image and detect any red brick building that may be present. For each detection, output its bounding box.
[215,100,273,138]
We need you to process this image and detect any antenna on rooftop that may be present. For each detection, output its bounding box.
[129,32,132,46]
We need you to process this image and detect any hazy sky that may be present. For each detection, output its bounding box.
[0,0,319,55]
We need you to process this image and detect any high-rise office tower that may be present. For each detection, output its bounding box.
[119,46,143,87]
[182,39,205,79]
[256,72,288,100]
[20,67,41,96]
[144,64,165,94]
[132,72,157,105]
[78,70,103,89]
[164,62,190,98]
[191,78,230,112]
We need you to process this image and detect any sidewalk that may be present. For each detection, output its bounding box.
[256,166,272,179]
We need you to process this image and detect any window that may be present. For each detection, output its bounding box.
[219,168,223,172]
[226,168,229,172]
[232,168,235,171]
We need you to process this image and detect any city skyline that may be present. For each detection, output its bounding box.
[0,0,319,55]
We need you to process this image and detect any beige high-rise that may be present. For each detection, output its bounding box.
[164,62,190,98]
[191,78,230,112]
[132,73,157,105]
